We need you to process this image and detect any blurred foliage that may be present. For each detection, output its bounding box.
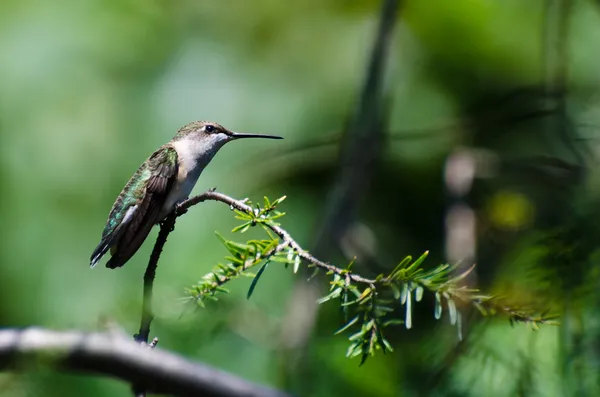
[2,0,600,396]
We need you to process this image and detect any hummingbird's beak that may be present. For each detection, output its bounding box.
[229,131,284,140]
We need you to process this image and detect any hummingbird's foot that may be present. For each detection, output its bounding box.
[133,334,159,348]
[209,186,217,192]
[174,199,188,216]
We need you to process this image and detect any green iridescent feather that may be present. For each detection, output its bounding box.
[90,146,178,268]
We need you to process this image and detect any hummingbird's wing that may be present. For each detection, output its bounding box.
[90,145,179,269]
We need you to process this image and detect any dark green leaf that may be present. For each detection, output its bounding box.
[404,251,429,273]
[382,319,404,327]
[247,261,269,300]
[358,287,372,303]
[317,287,342,304]
[269,255,296,264]
[232,222,252,233]
[381,338,394,353]
[271,195,287,206]
[390,256,412,278]
[359,351,369,366]
[349,330,366,342]
[335,316,360,335]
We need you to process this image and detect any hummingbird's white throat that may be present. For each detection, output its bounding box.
[159,134,229,219]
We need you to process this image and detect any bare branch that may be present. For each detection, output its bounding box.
[0,328,292,397]
[135,212,177,345]
[133,211,178,397]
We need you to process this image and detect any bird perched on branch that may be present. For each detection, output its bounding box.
[90,121,283,269]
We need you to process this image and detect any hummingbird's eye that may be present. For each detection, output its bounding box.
[204,125,215,133]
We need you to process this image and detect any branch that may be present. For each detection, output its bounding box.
[179,191,375,285]
[132,212,178,396]
[179,190,558,345]
[0,328,293,397]
[135,213,177,345]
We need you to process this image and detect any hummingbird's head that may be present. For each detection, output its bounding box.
[172,120,283,162]
[176,121,282,143]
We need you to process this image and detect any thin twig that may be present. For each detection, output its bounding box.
[135,213,178,344]
[133,212,177,397]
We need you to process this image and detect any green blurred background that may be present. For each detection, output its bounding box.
[2,0,600,396]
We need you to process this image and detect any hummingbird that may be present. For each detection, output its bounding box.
[90,120,283,269]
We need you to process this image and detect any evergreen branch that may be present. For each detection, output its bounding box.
[178,190,558,363]
[179,191,385,285]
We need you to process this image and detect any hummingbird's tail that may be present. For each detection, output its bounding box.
[90,241,110,268]
[104,215,157,269]
[90,238,129,269]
